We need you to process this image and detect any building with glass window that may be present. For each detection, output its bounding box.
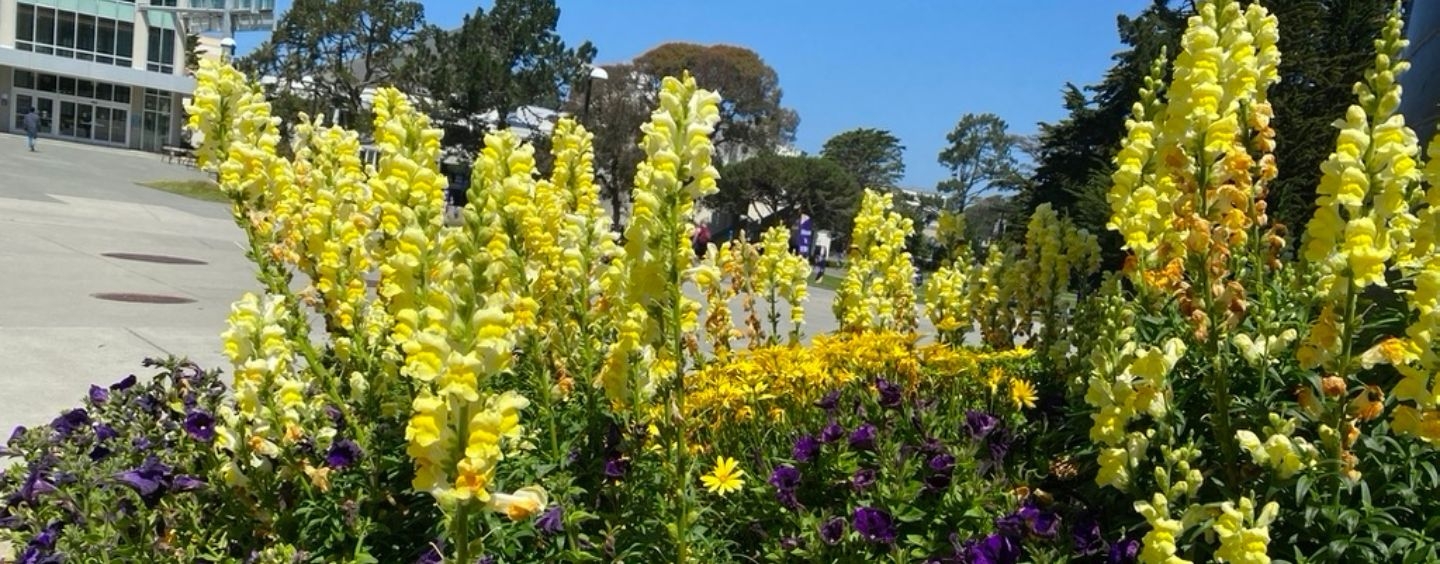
[0,0,273,151]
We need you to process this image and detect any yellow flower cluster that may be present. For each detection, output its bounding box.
[698,240,740,354]
[1108,49,1174,258]
[597,73,722,408]
[922,262,972,343]
[288,115,377,338]
[686,344,851,424]
[1134,492,1191,564]
[753,226,810,340]
[185,58,281,176]
[1019,204,1100,360]
[971,244,1022,349]
[1087,337,1187,489]
[1301,7,1418,298]
[835,189,918,333]
[1234,414,1320,479]
[215,293,329,480]
[814,331,920,385]
[1212,497,1279,564]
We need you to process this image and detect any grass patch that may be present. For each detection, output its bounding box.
[136,179,228,203]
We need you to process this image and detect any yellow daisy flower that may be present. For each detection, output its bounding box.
[1010,378,1038,409]
[700,456,745,496]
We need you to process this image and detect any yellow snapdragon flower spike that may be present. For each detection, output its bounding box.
[1134,493,1192,564]
[835,190,918,333]
[597,73,722,408]
[1213,497,1279,564]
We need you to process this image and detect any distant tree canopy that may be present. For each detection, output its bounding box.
[635,43,799,161]
[936,113,1021,213]
[1016,0,1388,268]
[241,0,427,130]
[713,154,860,241]
[821,128,907,190]
[242,0,595,150]
[414,0,595,151]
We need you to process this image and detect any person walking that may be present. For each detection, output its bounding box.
[23,107,40,152]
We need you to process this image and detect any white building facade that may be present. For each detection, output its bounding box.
[0,0,271,151]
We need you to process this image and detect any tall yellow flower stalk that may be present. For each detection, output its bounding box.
[923,261,973,345]
[1298,5,1421,379]
[1108,48,1174,265]
[834,189,918,333]
[753,226,810,343]
[699,240,741,355]
[596,73,722,409]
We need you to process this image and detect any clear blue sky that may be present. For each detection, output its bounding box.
[237,1,1151,191]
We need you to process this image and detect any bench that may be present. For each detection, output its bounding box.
[162,146,196,168]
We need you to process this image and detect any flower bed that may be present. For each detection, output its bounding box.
[6,1,1440,562]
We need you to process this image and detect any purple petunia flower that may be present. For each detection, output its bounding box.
[94,424,118,442]
[1017,501,1059,539]
[49,409,90,438]
[172,475,206,492]
[88,385,109,405]
[110,375,138,391]
[7,425,25,445]
[792,435,820,463]
[815,389,841,412]
[852,507,896,544]
[849,423,877,451]
[876,378,902,409]
[965,533,1020,564]
[965,410,998,440]
[325,439,363,469]
[115,456,175,506]
[851,468,876,492]
[923,472,952,492]
[1108,537,1140,564]
[604,456,630,480]
[414,541,444,564]
[928,453,956,475]
[18,470,56,505]
[820,516,846,545]
[769,465,802,509]
[995,512,1026,539]
[131,436,152,450]
[1072,515,1103,556]
[184,411,216,442]
[536,505,564,535]
[769,465,801,491]
[820,421,845,444]
[323,405,346,427]
[89,445,112,462]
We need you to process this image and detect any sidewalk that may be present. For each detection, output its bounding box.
[0,134,255,437]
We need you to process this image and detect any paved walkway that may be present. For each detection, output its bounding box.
[0,133,937,439]
[0,134,253,437]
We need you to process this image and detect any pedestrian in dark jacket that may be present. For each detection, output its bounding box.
[23,107,40,152]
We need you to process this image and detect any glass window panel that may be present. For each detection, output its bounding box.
[94,107,111,143]
[59,77,75,96]
[97,18,116,57]
[36,46,52,56]
[97,83,113,101]
[162,29,175,63]
[78,80,94,99]
[58,11,76,49]
[59,101,75,137]
[117,23,133,59]
[78,15,96,52]
[14,95,33,130]
[77,105,93,140]
[147,28,161,63]
[38,74,57,93]
[158,95,172,113]
[37,8,56,46]
[17,4,35,42]
[111,109,128,144]
[114,87,131,104]
[15,71,34,90]
[144,93,157,111]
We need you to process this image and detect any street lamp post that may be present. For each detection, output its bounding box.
[220,37,237,62]
[582,66,609,124]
